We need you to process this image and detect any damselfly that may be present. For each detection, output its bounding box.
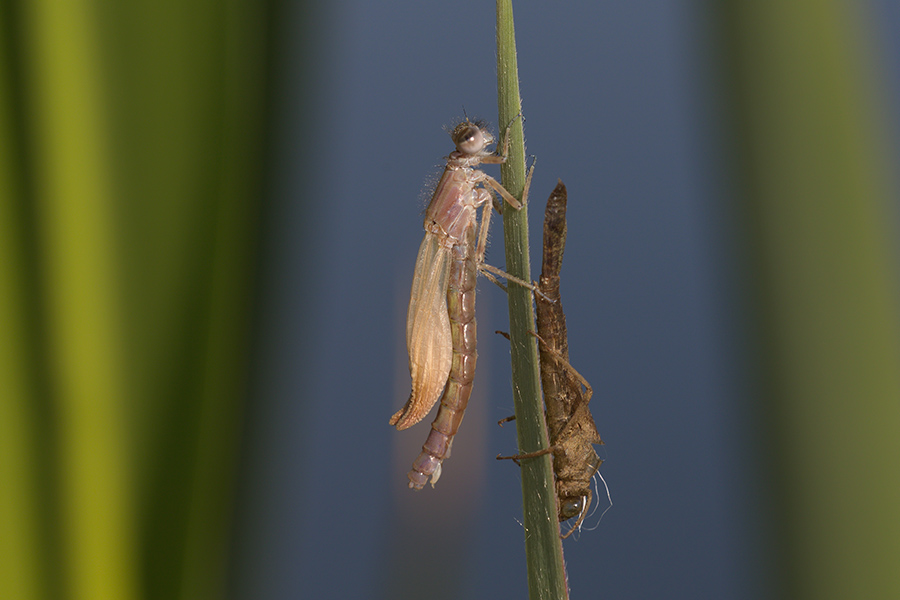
[390,118,528,490]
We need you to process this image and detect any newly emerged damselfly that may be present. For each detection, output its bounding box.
[390,118,528,490]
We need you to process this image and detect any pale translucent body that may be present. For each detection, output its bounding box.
[390,119,520,489]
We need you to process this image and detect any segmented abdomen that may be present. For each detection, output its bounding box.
[407,224,478,489]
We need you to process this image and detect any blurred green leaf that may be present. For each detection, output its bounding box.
[0,1,273,598]
[720,1,900,598]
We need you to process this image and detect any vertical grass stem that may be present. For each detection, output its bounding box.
[496,2,568,598]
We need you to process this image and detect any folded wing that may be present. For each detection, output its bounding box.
[390,232,453,430]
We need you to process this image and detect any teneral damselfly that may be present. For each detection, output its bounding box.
[390,118,525,490]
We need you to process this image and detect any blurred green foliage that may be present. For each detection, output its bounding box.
[0,1,272,599]
[2,1,899,599]
[719,1,900,598]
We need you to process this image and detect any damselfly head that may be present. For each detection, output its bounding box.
[450,120,493,156]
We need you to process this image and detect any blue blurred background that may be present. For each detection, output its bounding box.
[2,1,898,599]
[231,1,899,599]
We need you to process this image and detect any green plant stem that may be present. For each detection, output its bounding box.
[496,2,568,599]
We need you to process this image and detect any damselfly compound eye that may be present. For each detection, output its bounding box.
[453,124,486,155]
